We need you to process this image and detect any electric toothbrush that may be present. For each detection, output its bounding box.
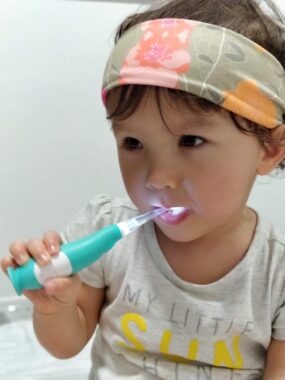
[8,207,177,296]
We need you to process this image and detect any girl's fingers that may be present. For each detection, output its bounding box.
[44,275,81,300]
[9,240,30,266]
[10,240,30,265]
[25,239,51,266]
[43,230,62,256]
[8,231,62,269]
[22,288,49,304]
[0,256,17,275]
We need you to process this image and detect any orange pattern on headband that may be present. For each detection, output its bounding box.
[223,80,277,129]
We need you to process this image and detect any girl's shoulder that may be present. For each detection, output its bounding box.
[61,194,138,243]
[257,211,285,248]
[254,209,285,264]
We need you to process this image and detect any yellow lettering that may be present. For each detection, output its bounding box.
[160,330,199,363]
[188,339,199,360]
[213,336,243,369]
[117,313,146,352]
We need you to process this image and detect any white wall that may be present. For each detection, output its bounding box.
[0,0,150,296]
[0,0,285,297]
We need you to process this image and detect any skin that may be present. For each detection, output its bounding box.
[1,89,285,376]
[112,92,264,284]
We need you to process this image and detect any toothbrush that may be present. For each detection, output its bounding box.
[8,207,172,296]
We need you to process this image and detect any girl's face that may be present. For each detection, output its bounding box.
[112,91,266,243]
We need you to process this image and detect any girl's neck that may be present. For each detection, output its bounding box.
[155,207,258,285]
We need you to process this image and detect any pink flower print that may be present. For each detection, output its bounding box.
[160,19,180,28]
[132,37,191,73]
[144,43,172,65]
[143,31,154,42]
[162,50,191,72]
[119,19,197,89]
[120,43,191,89]
[141,19,198,48]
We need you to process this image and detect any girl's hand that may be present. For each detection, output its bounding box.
[1,231,82,315]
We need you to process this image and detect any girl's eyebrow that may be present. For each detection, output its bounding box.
[167,117,221,134]
[111,120,138,133]
[111,112,224,134]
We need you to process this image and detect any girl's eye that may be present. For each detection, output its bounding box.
[122,137,143,150]
[179,135,205,148]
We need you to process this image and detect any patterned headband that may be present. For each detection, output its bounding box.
[102,18,285,129]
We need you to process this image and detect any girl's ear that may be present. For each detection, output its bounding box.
[257,125,285,175]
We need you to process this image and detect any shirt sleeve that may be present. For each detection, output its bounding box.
[272,247,285,341]
[272,285,285,341]
[60,194,113,288]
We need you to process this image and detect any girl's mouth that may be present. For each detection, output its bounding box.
[154,206,190,225]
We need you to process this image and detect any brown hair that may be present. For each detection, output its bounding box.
[105,0,285,171]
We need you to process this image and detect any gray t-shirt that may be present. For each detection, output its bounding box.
[61,194,285,380]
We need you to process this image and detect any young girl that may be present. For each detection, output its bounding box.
[2,0,285,379]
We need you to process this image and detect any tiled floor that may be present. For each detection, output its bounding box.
[0,296,92,380]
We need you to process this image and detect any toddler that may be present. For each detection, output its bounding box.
[2,0,285,379]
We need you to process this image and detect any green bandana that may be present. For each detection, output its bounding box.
[102,18,285,129]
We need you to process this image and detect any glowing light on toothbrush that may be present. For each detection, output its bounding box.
[167,207,188,215]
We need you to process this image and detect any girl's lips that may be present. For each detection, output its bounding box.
[155,207,190,225]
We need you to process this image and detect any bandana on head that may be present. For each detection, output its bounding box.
[102,18,285,129]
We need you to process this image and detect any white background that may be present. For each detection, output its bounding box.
[0,0,284,297]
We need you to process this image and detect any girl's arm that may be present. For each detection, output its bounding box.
[263,338,285,380]
[33,283,105,359]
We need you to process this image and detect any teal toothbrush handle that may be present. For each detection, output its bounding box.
[8,224,122,296]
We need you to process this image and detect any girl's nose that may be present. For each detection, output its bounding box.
[145,157,179,190]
